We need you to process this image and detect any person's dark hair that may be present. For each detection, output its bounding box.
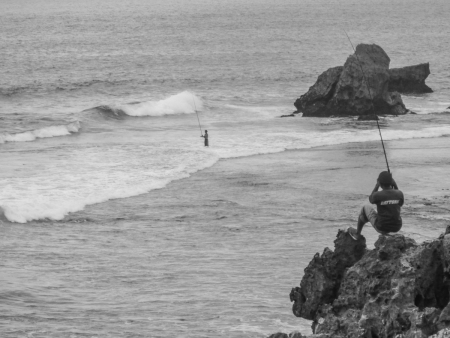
[378,171,392,187]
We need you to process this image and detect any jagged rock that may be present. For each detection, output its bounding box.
[294,44,431,117]
[268,333,289,338]
[389,63,433,94]
[294,66,343,116]
[280,113,296,118]
[289,228,450,338]
[445,225,450,235]
[267,332,304,338]
[290,230,366,320]
[329,44,397,117]
[374,234,416,260]
[429,328,450,338]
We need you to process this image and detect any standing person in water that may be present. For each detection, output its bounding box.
[201,130,209,147]
[348,171,404,240]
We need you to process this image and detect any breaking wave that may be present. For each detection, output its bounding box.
[88,91,203,119]
[0,121,80,144]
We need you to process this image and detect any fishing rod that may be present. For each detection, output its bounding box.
[191,94,203,137]
[344,30,391,173]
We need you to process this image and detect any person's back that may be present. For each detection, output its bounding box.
[348,171,404,240]
[370,188,404,232]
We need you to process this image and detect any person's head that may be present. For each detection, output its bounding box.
[205,130,208,133]
[378,171,393,189]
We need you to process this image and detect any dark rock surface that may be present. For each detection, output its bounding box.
[294,44,431,118]
[293,66,343,117]
[389,63,433,94]
[280,113,296,118]
[267,333,304,338]
[290,230,366,320]
[286,229,450,338]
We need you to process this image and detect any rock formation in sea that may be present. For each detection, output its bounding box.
[273,227,450,338]
[294,44,432,118]
[389,63,433,94]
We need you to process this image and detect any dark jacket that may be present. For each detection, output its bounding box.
[369,189,404,232]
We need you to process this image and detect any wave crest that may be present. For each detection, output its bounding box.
[86,91,203,120]
[0,121,80,144]
[87,105,129,120]
[120,91,203,117]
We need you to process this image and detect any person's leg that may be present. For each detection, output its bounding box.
[349,204,376,240]
[356,206,368,235]
[362,204,377,232]
[362,205,392,235]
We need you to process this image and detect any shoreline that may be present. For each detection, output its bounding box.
[3,134,449,232]
[2,134,449,337]
[1,140,448,338]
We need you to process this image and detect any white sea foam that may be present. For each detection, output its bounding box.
[120,91,203,117]
[412,108,444,115]
[213,125,450,160]
[0,121,80,144]
[0,145,219,223]
[2,120,450,224]
[0,179,171,223]
[272,318,310,334]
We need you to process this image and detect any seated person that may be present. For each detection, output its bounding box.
[348,171,404,240]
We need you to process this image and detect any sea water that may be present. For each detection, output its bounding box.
[1,0,450,337]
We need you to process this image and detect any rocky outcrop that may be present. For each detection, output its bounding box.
[267,333,304,338]
[290,230,366,320]
[389,63,433,94]
[280,113,296,118]
[293,66,343,117]
[294,44,431,117]
[285,226,450,338]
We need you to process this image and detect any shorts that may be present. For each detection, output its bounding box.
[359,204,384,233]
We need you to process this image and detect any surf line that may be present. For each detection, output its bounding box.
[192,94,203,137]
[344,30,391,173]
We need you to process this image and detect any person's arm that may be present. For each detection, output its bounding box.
[369,180,380,204]
[392,178,399,190]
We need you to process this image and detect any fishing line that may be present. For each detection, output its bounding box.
[344,30,391,173]
[191,94,203,137]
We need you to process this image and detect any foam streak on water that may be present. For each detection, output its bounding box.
[0,122,81,144]
[1,109,450,224]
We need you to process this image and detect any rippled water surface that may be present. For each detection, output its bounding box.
[1,0,450,337]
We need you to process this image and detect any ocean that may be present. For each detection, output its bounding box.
[1,0,450,337]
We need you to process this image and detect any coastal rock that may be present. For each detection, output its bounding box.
[290,230,366,320]
[389,63,433,94]
[288,228,450,338]
[280,113,296,118]
[294,44,431,117]
[329,44,397,117]
[267,332,304,338]
[294,66,343,116]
